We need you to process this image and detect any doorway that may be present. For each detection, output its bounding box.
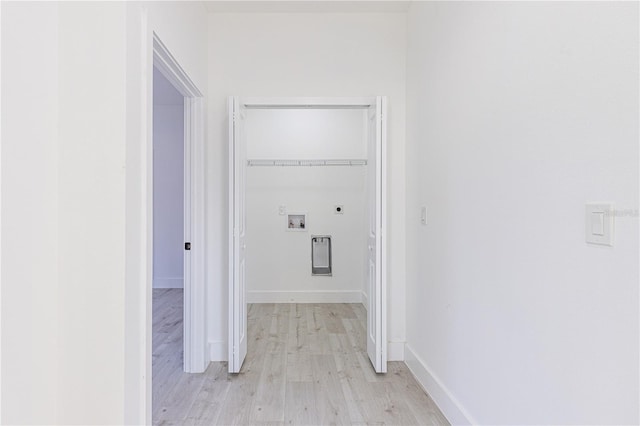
[151,66,186,412]
[150,34,207,376]
[228,97,387,374]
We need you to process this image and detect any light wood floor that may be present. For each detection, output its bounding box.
[153,289,449,425]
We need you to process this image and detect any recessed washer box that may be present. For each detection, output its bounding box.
[287,213,307,231]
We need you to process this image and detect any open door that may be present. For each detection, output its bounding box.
[366,96,387,373]
[228,96,247,373]
[228,96,385,375]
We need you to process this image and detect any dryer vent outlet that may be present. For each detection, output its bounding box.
[311,235,332,276]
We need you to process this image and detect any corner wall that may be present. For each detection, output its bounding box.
[405,2,639,424]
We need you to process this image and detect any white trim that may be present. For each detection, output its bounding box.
[123,7,152,424]
[152,36,202,98]
[361,290,369,308]
[247,159,367,167]
[228,97,235,369]
[152,277,184,289]
[404,344,476,425]
[209,341,227,362]
[152,33,207,375]
[241,96,375,109]
[0,1,3,420]
[387,341,405,361]
[247,290,363,304]
[379,96,388,372]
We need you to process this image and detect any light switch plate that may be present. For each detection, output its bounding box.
[278,205,286,216]
[421,206,427,225]
[585,203,614,246]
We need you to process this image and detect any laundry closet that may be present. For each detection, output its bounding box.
[245,106,368,303]
[228,97,387,374]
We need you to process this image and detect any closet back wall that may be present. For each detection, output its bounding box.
[245,108,367,303]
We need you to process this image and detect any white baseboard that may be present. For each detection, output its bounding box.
[247,290,362,304]
[404,344,476,425]
[388,340,405,361]
[361,290,368,307]
[209,340,227,362]
[152,277,183,289]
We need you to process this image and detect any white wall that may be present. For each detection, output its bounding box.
[56,3,128,423]
[405,2,639,424]
[247,167,366,302]
[245,108,367,302]
[1,1,208,424]
[153,71,184,289]
[245,109,367,159]
[208,11,407,361]
[1,2,59,423]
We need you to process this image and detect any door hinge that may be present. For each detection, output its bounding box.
[185,242,191,250]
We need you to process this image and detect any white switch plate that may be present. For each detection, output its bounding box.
[421,206,427,225]
[278,205,286,216]
[585,203,614,246]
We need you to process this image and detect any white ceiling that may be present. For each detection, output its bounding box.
[153,67,184,106]
[205,1,411,14]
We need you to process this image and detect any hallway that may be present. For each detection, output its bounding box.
[152,290,448,425]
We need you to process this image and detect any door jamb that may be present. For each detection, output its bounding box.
[152,34,207,375]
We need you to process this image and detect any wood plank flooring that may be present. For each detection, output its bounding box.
[153,289,449,425]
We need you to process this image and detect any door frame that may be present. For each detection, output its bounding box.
[125,11,207,422]
[152,33,207,376]
[228,96,387,372]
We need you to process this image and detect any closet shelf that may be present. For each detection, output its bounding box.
[247,159,367,167]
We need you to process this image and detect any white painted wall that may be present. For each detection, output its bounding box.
[2,1,208,424]
[247,167,367,302]
[245,109,367,160]
[56,3,128,423]
[1,3,59,423]
[153,71,184,289]
[208,12,407,361]
[405,2,639,424]
[245,108,367,302]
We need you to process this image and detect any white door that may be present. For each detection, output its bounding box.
[228,96,247,373]
[366,96,387,373]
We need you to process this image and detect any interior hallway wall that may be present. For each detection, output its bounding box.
[405,2,639,424]
[1,3,60,423]
[207,11,407,361]
[2,1,208,424]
